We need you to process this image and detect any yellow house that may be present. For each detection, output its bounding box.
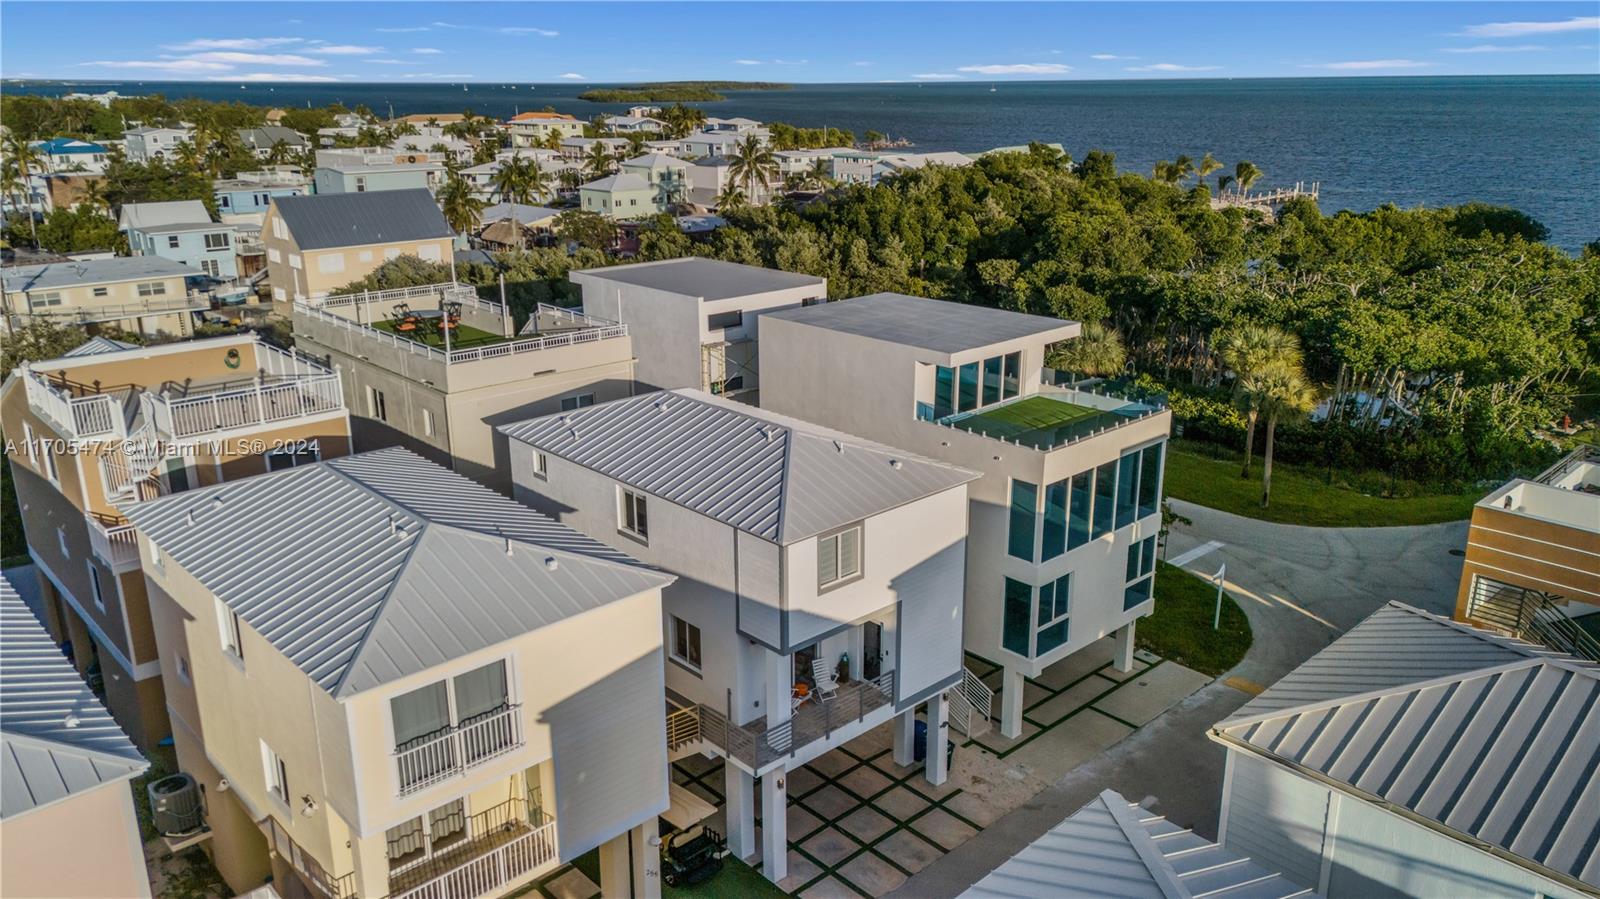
[1,334,352,751]
[0,571,151,899]
[0,256,207,338]
[262,189,456,305]
[126,447,677,899]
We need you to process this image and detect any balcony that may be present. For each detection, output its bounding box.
[22,371,127,441]
[669,671,895,771]
[394,704,523,796]
[86,512,141,573]
[148,370,344,440]
[389,798,557,899]
[934,385,1166,452]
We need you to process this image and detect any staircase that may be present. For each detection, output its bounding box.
[1468,578,1600,663]
[946,666,994,738]
[99,404,165,506]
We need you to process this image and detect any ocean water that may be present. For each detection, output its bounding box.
[11,76,1599,250]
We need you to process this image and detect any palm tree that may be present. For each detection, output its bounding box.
[806,157,834,191]
[436,174,486,234]
[1256,362,1318,508]
[1233,160,1263,195]
[625,133,647,158]
[266,139,295,166]
[1171,154,1195,185]
[2,135,42,244]
[1217,324,1302,478]
[526,161,553,203]
[490,157,529,204]
[1216,174,1235,195]
[1047,322,1127,379]
[584,142,617,180]
[1197,152,1222,186]
[727,135,776,203]
[715,184,748,211]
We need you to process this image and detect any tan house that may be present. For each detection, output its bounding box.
[125,448,676,899]
[504,111,586,147]
[292,281,636,491]
[0,571,151,899]
[262,189,456,305]
[1,334,351,750]
[1455,445,1600,652]
[0,256,206,338]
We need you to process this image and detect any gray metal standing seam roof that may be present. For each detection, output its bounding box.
[62,336,140,357]
[572,258,824,301]
[962,789,1317,899]
[498,389,978,544]
[123,448,673,699]
[0,257,202,293]
[1,572,147,820]
[763,292,1079,355]
[271,189,455,251]
[1215,602,1600,890]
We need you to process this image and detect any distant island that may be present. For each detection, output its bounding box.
[578,81,792,103]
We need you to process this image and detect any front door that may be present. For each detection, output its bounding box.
[862,622,882,681]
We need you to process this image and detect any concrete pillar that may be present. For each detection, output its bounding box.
[999,667,1026,739]
[598,829,631,899]
[892,708,917,767]
[634,819,661,899]
[725,763,756,861]
[925,692,950,786]
[764,648,791,730]
[760,769,787,882]
[1114,621,1137,673]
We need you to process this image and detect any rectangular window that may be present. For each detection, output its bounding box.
[1138,443,1164,518]
[1007,480,1037,561]
[531,450,547,480]
[1041,479,1067,561]
[266,444,319,471]
[167,235,181,249]
[391,681,451,747]
[56,527,69,558]
[204,232,230,250]
[87,561,105,613]
[706,309,742,330]
[1068,471,1092,550]
[818,525,863,589]
[1124,536,1157,610]
[355,176,366,192]
[421,409,435,437]
[957,362,979,412]
[619,488,649,541]
[44,444,60,484]
[1036,573,1071,656]
[933,366,955,419]
[367,386,387,421]
[218,598,244,659]
[560,393,595,412]
[31,291,63,309]
[22,423,34,461]
[453,659,510,723]
[982,356,1003,406]
[1115,452,1140,530]
[148,536,163,570]
[1092,461,1116,539]
[1124,576,1154,611]
[136,281,167,297]
[262,742,289,804]
[177,656,192,684]
[267,247,281,263]
[671,615,702,671]
[1002,577,1032,657]
[1002,351,1021,399]
[317,253,346,274]
[92,287,109,297]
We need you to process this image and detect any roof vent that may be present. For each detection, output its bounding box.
[766,427,780,442]
[62,713,80,729]
[212,495,224,509]
[890,459,903,470]
[833,440,844,454]
[186,510,196,526]
[544,557,559,571]
[505,534,515,556]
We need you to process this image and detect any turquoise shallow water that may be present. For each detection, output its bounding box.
[10,75,1598,250]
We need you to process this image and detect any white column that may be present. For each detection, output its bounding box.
[634,818,661,899]
[760,769,787,882]
[598,830,631,899]
[999,667,1025,739]
[892,708,917,767]
[1114,621,1137,673]
[764,648,791,730]
[925,693,950,786]
[725,764,756,861]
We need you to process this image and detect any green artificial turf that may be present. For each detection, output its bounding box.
[1137,561,1252,677]
[953,396,1125,448]
[371,318,506,349]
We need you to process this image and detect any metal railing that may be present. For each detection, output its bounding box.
[85,512,141,571]
[394,704,523,796]
[516,302,619,336]
[22,294,209,324]
[666,705,701,750]
[1467,579,1600,663]
[947,667,994,737]
[682,671,896,771]
[294,298,627,366]
[265,815,357,899]
[390,811,557,899]
[306,282,494,315]
[151,373,343,440]
[934,382,1168,453]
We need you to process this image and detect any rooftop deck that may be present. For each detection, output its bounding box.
[937,385,1166,452]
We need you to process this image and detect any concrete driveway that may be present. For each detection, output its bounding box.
[888,501,1467,899]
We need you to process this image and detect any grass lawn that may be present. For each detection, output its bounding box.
[1137,561,1252,677]
[955,396,1125,449]
[1164,443,1481,527]
[371,318,506,349]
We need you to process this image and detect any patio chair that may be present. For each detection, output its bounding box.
[811,659,839,702]
[392,311,418,333]
[394,302,412,315]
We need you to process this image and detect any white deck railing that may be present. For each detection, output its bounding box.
[306,282,496,315]
[294,299,628,366]
[151,373,344,440]
[389,818,557,899]
[85,513,141,571]
[22,372,125,440]
[24,294,209,324]
[394,705,523,796]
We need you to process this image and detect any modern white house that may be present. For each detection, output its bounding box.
[577,173,658,220]
[499,388,980,884]
[619,154,691,208]
[32,137,111,174]
[759,293,1172,739]
[1210,602,1600,899]
[569,257,827,395]
[601,115,668,134]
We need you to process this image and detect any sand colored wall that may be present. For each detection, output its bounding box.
[0,780,150,899]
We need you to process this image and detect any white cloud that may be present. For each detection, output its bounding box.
[412,47,444,55]
[80,58,233,72]
[1439,44,1548,53]
[852,61,873,67]
[1091,53,1137,60]
[1125,63,1221,72]
[1457,16,1599,38]
[957,62,1072,75]
[912,73,963,80]
[1301,59,1432,70]
[163,37,305,51]
[500,27,559,37]
[734,59,762,65]
[772,58,808,65]
[310,44,385,55]
[210,73,343,83]
[368,59,420,66]
[430,21,468,29]
[186,51,327,66]
[559,72,586,80]
[377,26,433,33]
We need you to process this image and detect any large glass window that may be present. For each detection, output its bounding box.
[1092,462,1117,538]
[1002,578,1032,656]
[1124,536,1157,610]
[958,362,980,412]
[1036,573,1072,656]
[1068,471,1092,550]
[1008,480,1037,561]
[933,366,955,419]
[1138,442,1164,518]
[1002,352,1021,399]
[982,356,1003,406]
[453,660,509,724]
[1041,480,1068,561]
[1115,452,1140,529]
[391,681,451,747]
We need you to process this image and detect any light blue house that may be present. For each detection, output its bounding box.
[121,200,239,282]
[214,177,305,216]
[312,163,443,195]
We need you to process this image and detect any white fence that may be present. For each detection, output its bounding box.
[151,373,344,440]
[394,705,523,796]
[85,513,141,571]
[389,818,557,899]
[22,372,124,440]
[294,298,628,366]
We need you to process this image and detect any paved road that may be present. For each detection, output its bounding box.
[889,502,1467,899]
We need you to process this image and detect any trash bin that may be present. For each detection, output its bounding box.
[912,721,955,770]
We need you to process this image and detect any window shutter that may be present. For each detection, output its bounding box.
[841,528,861,578]
[818,534,839,585]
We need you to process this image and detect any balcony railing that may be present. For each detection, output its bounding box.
[389,802,557,899]
[22,371,126,441]
[20,294,209,325]
[294,298,628,366]
[394,704,523,796]
[149,372,344,440]
[673,671,895,771]
[85,512,141,572]
[265,815,357,899]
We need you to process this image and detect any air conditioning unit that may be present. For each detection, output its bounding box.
[148,773,205,836]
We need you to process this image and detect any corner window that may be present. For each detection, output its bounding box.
[818,524,863,589]
[1007,480,1037,561]
[261,741,289,804]
[1124,536,1157,611]
[218,597,244,659]
[670,615,702,672]
[619,487,649,542]
[560,393,595,412]
[1036,573,1071,656]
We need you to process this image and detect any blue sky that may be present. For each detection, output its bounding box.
[2,2,1595,83]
